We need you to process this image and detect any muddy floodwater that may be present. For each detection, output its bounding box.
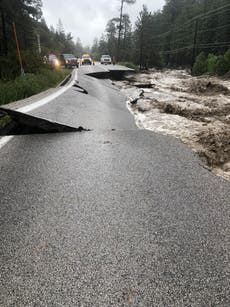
[115,70,230,180]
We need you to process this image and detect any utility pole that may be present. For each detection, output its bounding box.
[37,33,41,54]
[139,26,143,70]
[13,22,24,75]
[191,19,198,68]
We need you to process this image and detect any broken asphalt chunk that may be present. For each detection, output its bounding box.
[0,107,90,136]
[73,83,88,94]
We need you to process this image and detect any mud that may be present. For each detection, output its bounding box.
[188,80,230,95]
[115,70,230,180]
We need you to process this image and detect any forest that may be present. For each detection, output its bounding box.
[0,0,86,79]
[92,0,230,75]
[0,0,230,79]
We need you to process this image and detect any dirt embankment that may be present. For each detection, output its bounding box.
[115,70,230,180]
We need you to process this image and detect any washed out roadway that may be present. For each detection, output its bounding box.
[0,65,229,306]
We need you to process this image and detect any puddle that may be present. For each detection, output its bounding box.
[0,107,89,136]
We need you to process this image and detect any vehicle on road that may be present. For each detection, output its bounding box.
[81,54,93,65]
[59,54,79,68]
[44,53,60,67]
[100,55,112,64]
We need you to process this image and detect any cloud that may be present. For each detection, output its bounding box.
[42,0,165,46]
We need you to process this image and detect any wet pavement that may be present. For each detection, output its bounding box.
[0,65,229,306]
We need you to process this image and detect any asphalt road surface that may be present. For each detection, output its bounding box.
[0,65,229,306]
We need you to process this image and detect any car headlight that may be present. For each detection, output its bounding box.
[55,59,60,67]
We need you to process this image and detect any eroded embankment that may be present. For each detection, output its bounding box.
[115,70,230,180]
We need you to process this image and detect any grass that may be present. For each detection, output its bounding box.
[0,68,70,106]
[0,115,11,129]
[117,62,139,71]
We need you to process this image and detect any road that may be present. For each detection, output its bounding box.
[0,65,229,306]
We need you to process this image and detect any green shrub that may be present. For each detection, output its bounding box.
[207,53,218,75]
[148,52,164,69]
[118,62,139,71]
[192,52,207,76]
[0,53,20,80]
[21,51,47,74]
[224,49,230,70]
[215,55,229,76]
[193,50,230,77]
[0,69,69,105]
[0,51,50,80]
[0,115,11,129]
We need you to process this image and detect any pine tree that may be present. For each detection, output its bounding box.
[56,18,65,35]
[117,0,136,60]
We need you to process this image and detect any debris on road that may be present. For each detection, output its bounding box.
[73,82,89,94]
[115,70,230,180]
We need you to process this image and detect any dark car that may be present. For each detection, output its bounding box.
[44,54,60,67]
[59,54,79,68]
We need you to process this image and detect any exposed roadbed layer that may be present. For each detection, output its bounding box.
[0,131,229,306]
[0,107,87,135]
[115,70,230,180]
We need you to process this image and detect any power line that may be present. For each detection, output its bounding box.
[197,45,230,49]
[197,23,230,34]
[160,45,193,55]
[152,35,230,49]
[160,42,230,55]
[198,41,230,46]
[153,22,230,46]
[196,3,230,21]
[153,4,230,39]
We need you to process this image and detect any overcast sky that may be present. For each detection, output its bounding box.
[42,0,165,46]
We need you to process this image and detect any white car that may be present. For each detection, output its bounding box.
[100,55,112,64]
